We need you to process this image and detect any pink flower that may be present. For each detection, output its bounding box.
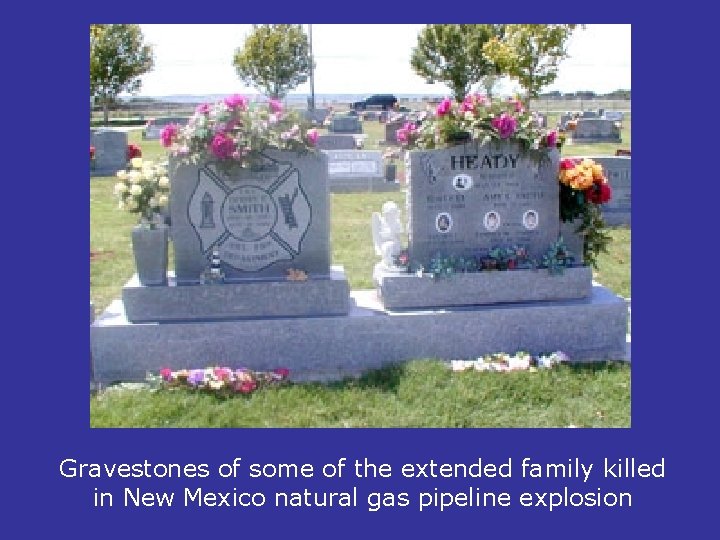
[509,98,524,113]
[160,124,179,148]
[235,381,257,394]
[436,98,452,116]
[396,122,417,144]
[195,103,211,114]
[305,128,319,145]
[214,367,231,380]
[224,94,248,110]
[269,99,283,113]
[491,113,518,139]
[546,130,558,147]
[160,368,172,381]
[210,133,236,159]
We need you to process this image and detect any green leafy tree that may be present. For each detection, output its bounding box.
[410,24,501,102]
[90,24,154,125]
[483,24,578,106]
[233,25,312,99]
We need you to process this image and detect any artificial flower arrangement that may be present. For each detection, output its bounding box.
[396,94,560,161]
[450,350,570,372]
[558,157,613,267]
[147,366,290,396]
[113,157,170,228]
[160,94,319,174]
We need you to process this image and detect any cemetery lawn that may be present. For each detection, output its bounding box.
[91,360,629,427]
[91,124,630,428]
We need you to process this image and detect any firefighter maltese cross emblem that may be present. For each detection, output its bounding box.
[188,159,311,272]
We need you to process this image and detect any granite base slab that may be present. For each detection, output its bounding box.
[92,285,628,384]
[122,267,350,322]
[330,178,401,193]
[374,265,592,309]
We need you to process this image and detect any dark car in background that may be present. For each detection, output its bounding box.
[352,94,398,111]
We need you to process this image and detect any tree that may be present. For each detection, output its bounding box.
[233,25,312,99]
[483,24,578,106]
[410,24,502,102]
[90,24,154,125]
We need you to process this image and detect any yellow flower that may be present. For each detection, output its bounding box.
[131,157,143,169]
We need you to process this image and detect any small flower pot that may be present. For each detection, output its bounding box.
[132,224,169,286]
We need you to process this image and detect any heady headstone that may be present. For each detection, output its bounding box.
[315,134,357,150]
[329,115,362,134]
[91,129,128,175]
[169,150,331,283]
[406,141,560,265]
[571,119,621,143]
[567,156,631,225]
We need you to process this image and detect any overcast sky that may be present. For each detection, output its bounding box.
[132,24,631,97]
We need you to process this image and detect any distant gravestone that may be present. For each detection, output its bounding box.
[326,150,398,193]
[384,121,404,144]
[567,156,631,226]
[580,110,598,119]
[315,134,357,150]
[604,111,624,122]
[406,141,560,266]
[91,129,127,175]
[330,115,362,134]
[303,108,330,125]
[571,119,621,143]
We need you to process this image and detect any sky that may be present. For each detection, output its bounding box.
[130,24,631,98]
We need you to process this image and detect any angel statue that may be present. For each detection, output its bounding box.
[371,201,404,271]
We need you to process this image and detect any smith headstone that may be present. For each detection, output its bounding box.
[91,129,127,175]
[407,141,560,266]
[169,150,331,283]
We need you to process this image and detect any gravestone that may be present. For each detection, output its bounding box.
[604,111,624,122]
[329,115,362,134]
[304,108,331,125]
[581,110,599,119]
[91,129,127,175]
[384,121,404,144]
[406,140,560,266]
[571,119,621,143]
[325,150,399,193]
[567,156,631,226]
[316,134,357,150]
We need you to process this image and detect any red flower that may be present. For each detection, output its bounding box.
[159,368,172,381]
[560,158,578,170]
[585,180,612,204]
[90,146,96,159]
[235,380,257,394]
[127,144,142,160]
[272,367,290,379]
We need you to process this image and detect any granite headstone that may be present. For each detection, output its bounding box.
[330,116,362,134]
[567,156,631,225]
[316,134,357,150]
[571,119,621,143]
[91,129,128,175]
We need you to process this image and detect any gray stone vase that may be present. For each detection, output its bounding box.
[132,224,169,286]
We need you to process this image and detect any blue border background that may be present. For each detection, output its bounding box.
[6,9,715,538]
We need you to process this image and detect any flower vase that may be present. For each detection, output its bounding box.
[132,223,169,286]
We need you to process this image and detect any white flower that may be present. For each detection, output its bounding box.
[158,176,170,188]
[158,195,169,206]
[148,197,158,208]
[128,171,142,184]
[113,182,128,196]
[142,168,155,181]
[130,184,142,196]
[464,111,474,121]
[131,157,143,169]
[126,199,138,211]
[508,355,530,371]
[116,170,128,180]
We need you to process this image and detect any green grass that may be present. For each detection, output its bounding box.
[91,361,630,428]
[90,118,631,428]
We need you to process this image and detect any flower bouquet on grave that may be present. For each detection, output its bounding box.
[160,94,320,175]
[557,158,613,267]
[148,366,291,397]
[396,93,560,163]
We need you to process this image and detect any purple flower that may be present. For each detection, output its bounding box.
[188,370,205,386]
[269,99,283,113]
[224,94,248,110]
[546,130,558,147]
[210,133,236,159]
[491,113,518,139]
[436,98,452,116]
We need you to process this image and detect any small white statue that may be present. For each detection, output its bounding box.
[371,201,404,270]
